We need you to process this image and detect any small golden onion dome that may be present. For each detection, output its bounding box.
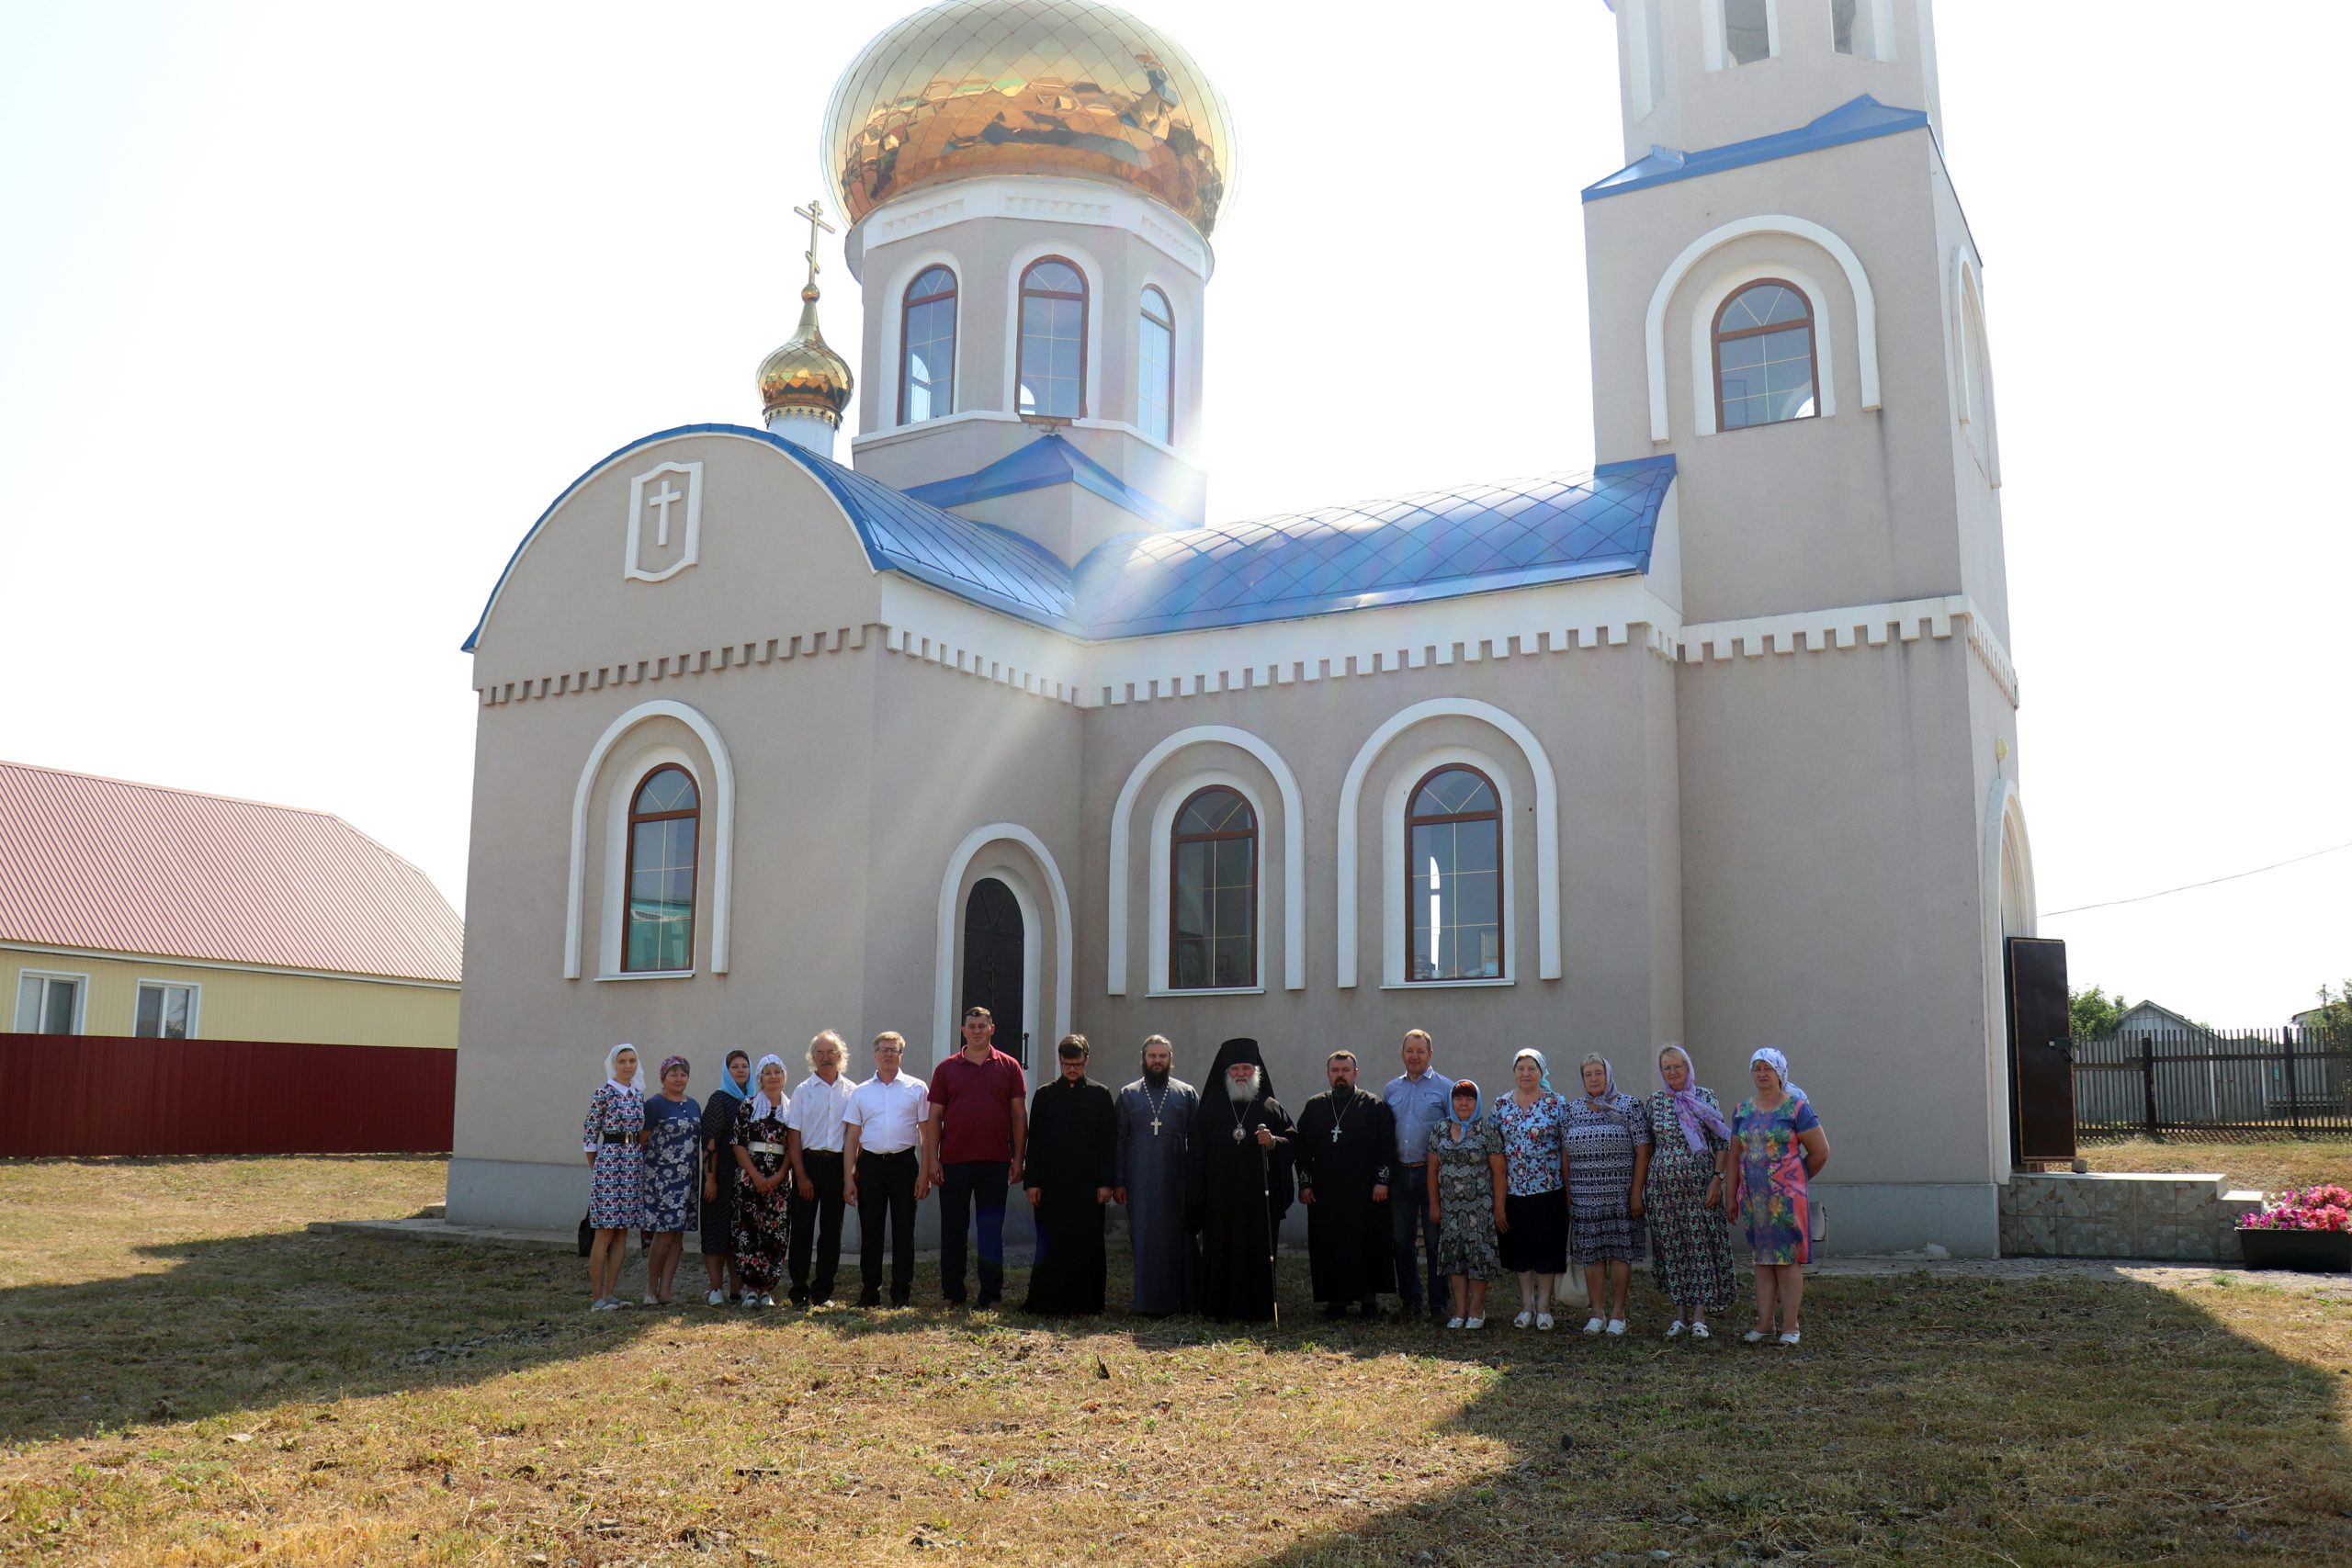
[822,0,1238,239]
[757,283,854,428]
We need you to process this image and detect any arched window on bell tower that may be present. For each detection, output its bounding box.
[899,265,957,424]
[1138,286,1175,445]
[1017,258,1089,420]
[1713,280,1817,430]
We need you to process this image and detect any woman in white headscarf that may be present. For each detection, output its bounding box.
[1729,1048,1830,1345]
[1641,1043,1738,1339]
[729,1054,794,1308]
[1489,1048,1571,1329]
[582,1043,646,1311]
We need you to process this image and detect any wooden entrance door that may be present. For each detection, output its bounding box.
[2006,935,2075,1164]
[962,878,1027,1066]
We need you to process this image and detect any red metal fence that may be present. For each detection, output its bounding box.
[0,1034,456,1156]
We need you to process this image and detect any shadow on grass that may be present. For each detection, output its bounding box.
[1221,1268,2352,1565]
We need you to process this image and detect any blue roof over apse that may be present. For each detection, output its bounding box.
[1070,456,1677,638]
[460,423,1079,651]
[1582,95,1930,202]
[902,432,1197,530]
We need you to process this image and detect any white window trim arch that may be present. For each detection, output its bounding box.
[1947,247,2002,487]
[1336,698,1560,987]
[880,250,966,432]
[1134,268,1186,446]
[1702,0,1781,72]
[566,698,736,979]
[1003,240,1106,421]
[1626,0,1667,120]
[1689,262,1838,437]
[1146,769,1270,996]
[934,823,1073,1062]
[1107,725,1306,994]
[1382,744,1518,988]
[1646,214,1880,442]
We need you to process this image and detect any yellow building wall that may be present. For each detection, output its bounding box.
[5,949,458,1048]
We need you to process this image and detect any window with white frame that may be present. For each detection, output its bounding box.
[1631,0,1668,118]
[1832,0,1894,61]
[135,981,198,1039]
[1724,0,1772,65]
[13,970,85,1034]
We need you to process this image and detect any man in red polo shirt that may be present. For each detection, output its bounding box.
[925,1006,1029,1309]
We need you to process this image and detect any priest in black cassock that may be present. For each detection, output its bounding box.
[1184,1037,1294,1322]
[1293,1050,1397,1319]
[1020,1034,1116,1314]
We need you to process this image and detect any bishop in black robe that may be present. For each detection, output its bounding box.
[1021,1041,1116,1315]
[1294,1056,1397,1315]
[1184,1037,1295,1322]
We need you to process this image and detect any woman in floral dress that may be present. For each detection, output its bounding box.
[1730,1047,1830,1346]
[1642,1043,1737,1339]
[639,1054,701,1305]
[730,1054,793,1309]
[1424,1078,1508,1329]
[1489,1048,1572,1330]
[1564,1054,1651,1336]
[582,1043,646,1312]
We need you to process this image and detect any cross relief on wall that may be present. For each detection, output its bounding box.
[624,460,703,583]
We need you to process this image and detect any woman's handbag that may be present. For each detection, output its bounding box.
[577,1213,594,1257]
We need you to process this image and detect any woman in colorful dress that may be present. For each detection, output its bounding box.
[1642,1043,1737,1340]
[731,1054,793,1309]
[639,1054,700,1305]
[1424,1077,1507,1329]
[1564,1054,1651,1337]
[1489,1048,1572,1330]
[582,1043,646,1312]
[700,1049,752,1305]
[1730,1047,1830,1345]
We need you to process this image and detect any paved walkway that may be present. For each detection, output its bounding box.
[313,1218,2352,1299]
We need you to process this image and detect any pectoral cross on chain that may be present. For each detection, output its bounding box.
[1149,1113,1163,1135]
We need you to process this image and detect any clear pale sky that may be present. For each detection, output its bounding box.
[2,3,2344,1024]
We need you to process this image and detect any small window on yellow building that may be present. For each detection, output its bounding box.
[135,982,198,1038]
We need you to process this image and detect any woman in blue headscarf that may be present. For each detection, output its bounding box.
[1424,1078,1508,1328]
[1730,1047,1830,1346]
[1489,1048,1571,1329]
[698,1049,752,1305]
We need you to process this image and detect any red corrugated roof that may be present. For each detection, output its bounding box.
[0,761,462,984]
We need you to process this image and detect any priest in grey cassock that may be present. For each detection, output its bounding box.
[1293,1049,1397,1319]
[1113,1034,1199,1316]
[1184,1037,1295,1322]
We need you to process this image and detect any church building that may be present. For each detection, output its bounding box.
[450,0,2039,1256]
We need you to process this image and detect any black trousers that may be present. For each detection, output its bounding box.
[938,1159,1011,1304]
[855,1149,920,1304]
[1389,1163,1443,1311]
[789,1150,846,1303]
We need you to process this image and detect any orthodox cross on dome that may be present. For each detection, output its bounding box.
[793,198,834,293]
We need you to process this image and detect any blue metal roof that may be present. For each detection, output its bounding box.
[1583,96,1930,202]
[461,423,1077,650]
[465,425,1675,649]
[1071,457,1676,637]
[902,432,1196,529]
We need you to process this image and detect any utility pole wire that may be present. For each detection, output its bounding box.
[2040,839,2352,918]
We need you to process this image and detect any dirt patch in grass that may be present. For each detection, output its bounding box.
[2077,1136,2352,1197]
[1,1157,2347,1565]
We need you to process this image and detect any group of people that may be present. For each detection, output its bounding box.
[580,1016,1830,1344]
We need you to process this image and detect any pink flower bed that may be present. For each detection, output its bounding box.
[2237,1183,2352,1232]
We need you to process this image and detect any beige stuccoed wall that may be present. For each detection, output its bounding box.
[3,949,456,1046]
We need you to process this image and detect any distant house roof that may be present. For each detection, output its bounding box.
[0,761,463,984]
[2114,999,2211,1036]
[464,425,1677,649]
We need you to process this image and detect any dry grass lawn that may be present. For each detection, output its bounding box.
[2,1156,2349,1566]
[2076,1136,2352,1197]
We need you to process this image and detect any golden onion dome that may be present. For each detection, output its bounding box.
[757,283,854,428]
[821,0,1238,240]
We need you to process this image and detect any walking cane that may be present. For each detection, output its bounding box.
[1256,1130,1280,1329]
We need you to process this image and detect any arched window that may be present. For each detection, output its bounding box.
[1017,258,1088,419]
[1170,785,1256,988]
[1137,286,1174,444]
[624,765,698,972]
[1713,280,1817,430]
[899,265,956,424]
[1406,766,1502,982]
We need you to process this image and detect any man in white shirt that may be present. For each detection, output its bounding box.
[785,1029,857,1306]
[842,1031,931,1308]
